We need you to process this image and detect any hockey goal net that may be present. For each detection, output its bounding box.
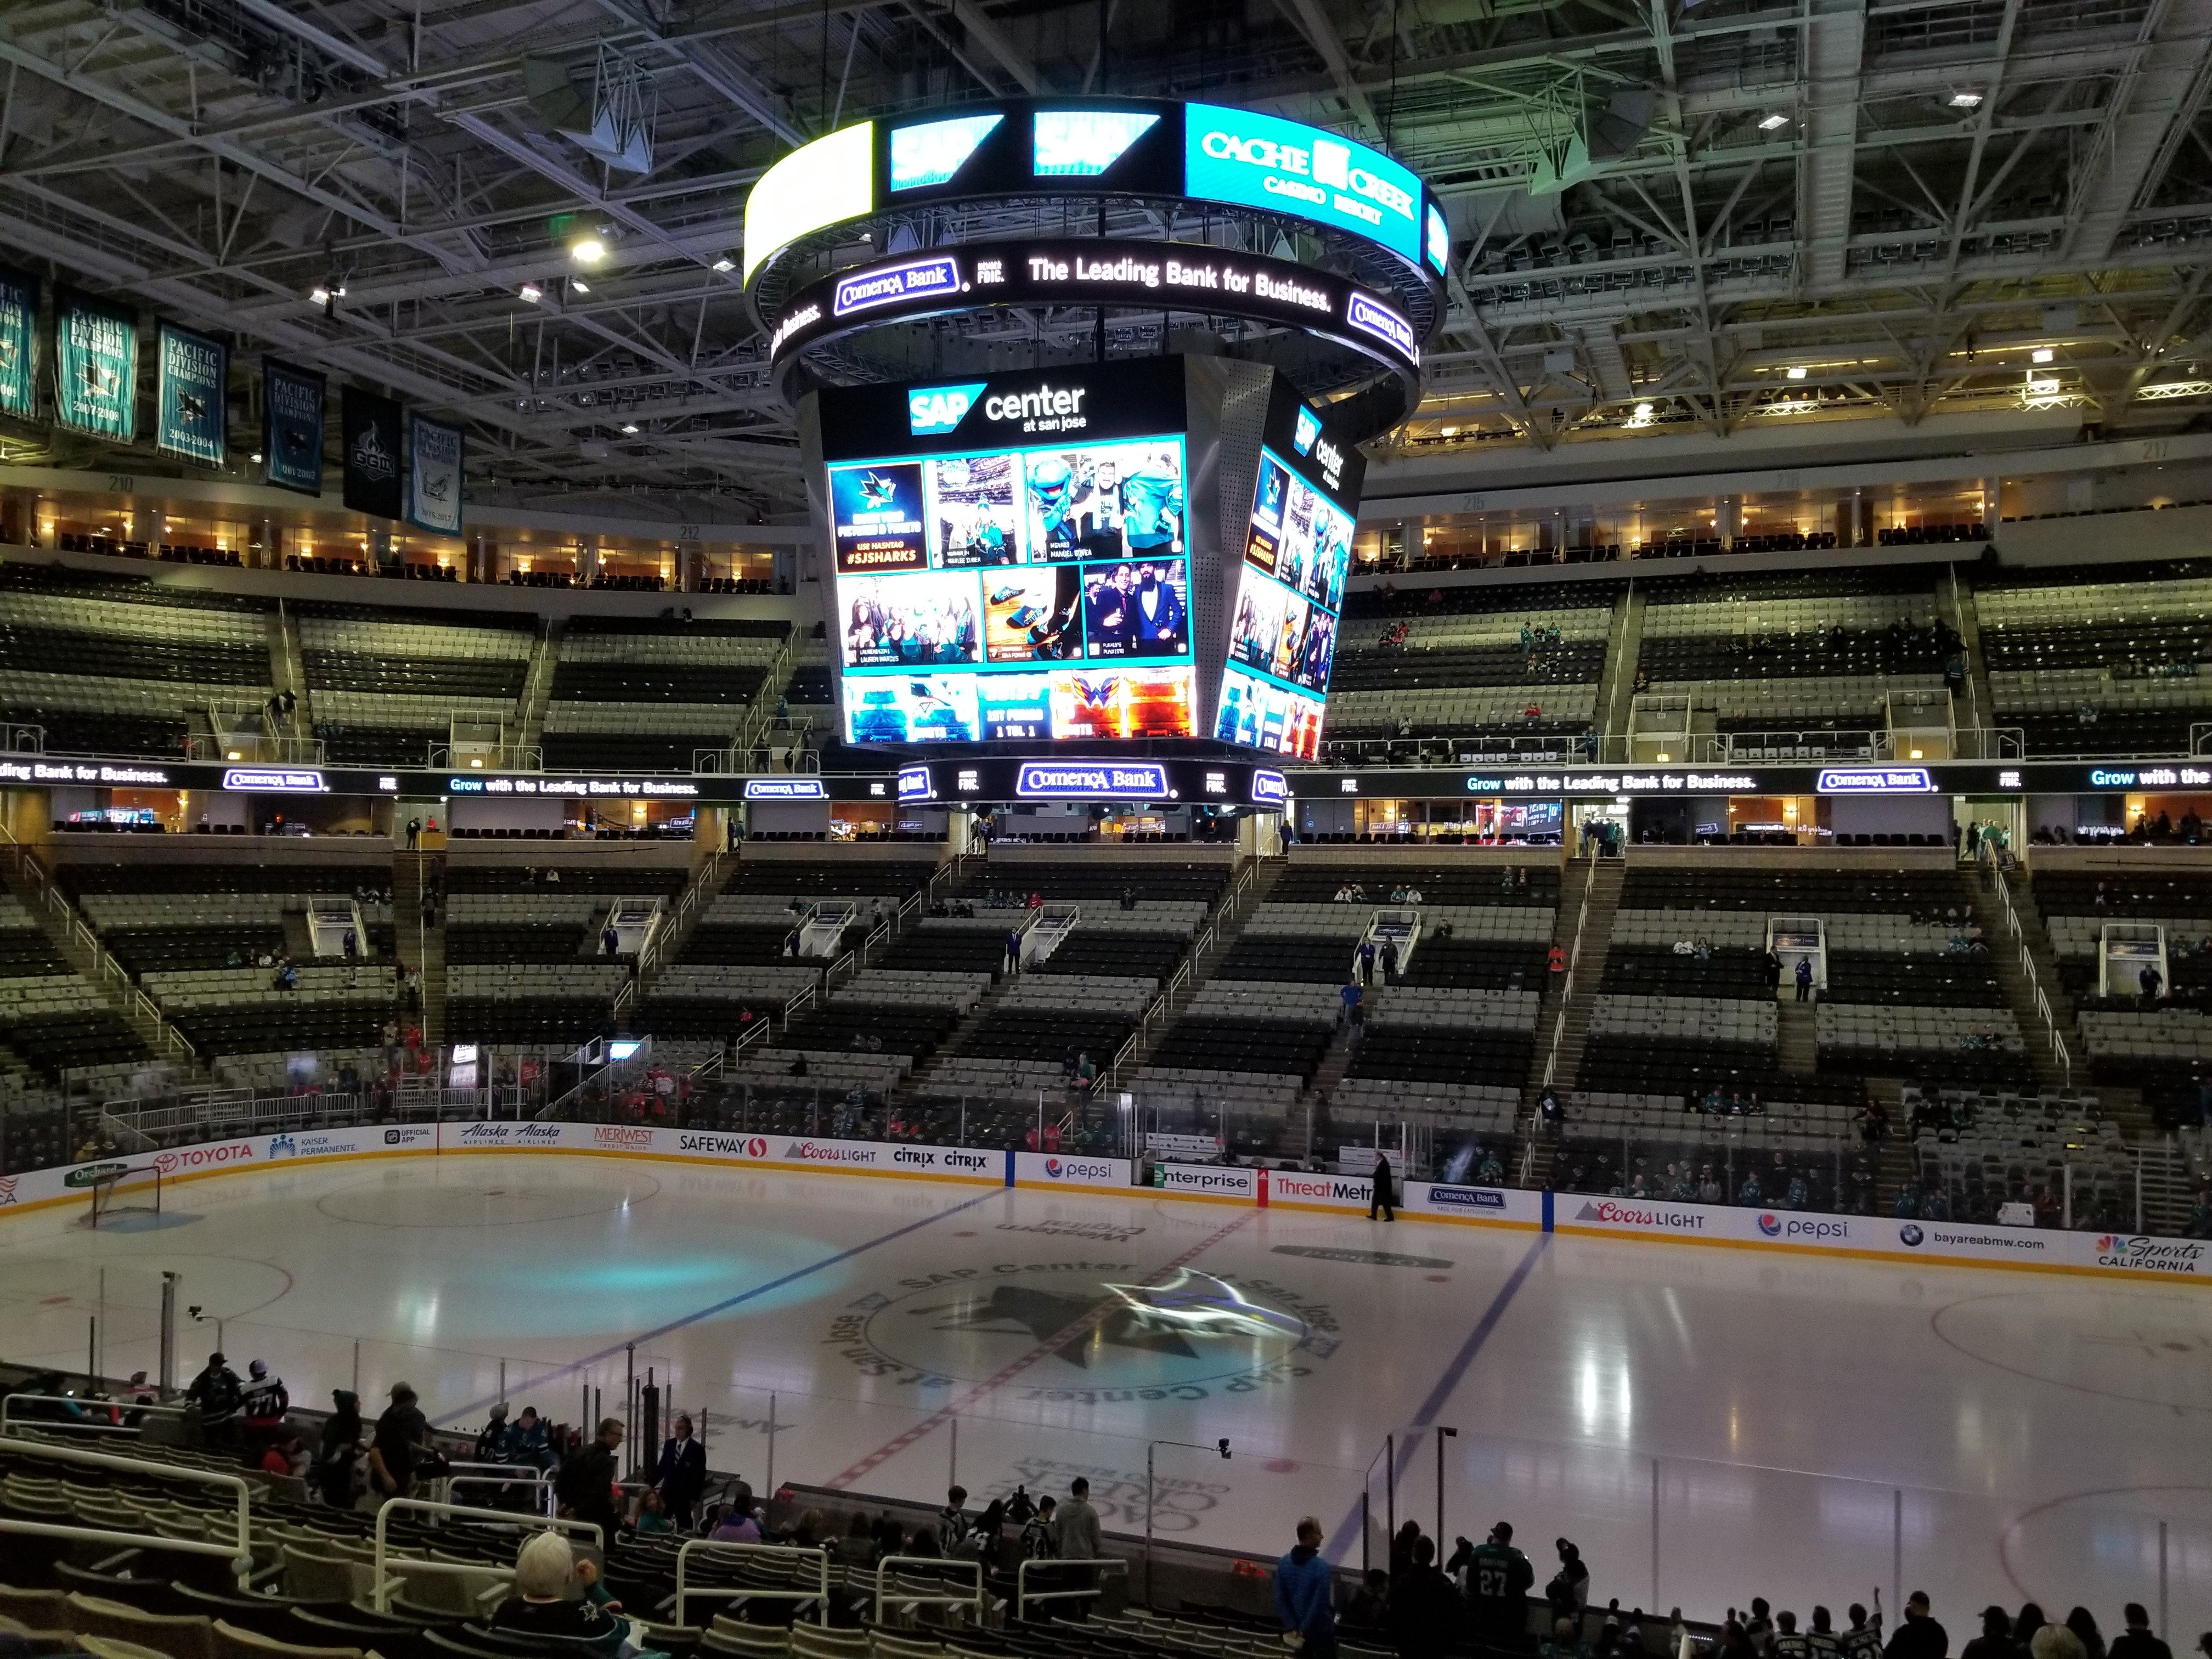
[84,1165,163,1228]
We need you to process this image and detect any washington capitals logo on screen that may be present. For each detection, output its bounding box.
[909,381,988,436]
[1293,406,1322,456]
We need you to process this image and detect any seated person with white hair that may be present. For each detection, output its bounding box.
[490,1530,625,1654]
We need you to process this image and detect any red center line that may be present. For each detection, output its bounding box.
[823,1207,1257,1491]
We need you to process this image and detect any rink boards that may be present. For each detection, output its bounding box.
[1,1119,2203,1282]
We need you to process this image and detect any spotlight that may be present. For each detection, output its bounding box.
[2032,346,2055,363]
[1949,89,1983,108]
[309,285,331,306]
[1758,112,1788,131]
[250,452,263,464]
[569,278,590,295]
[620,422,640,435]
[711,257,735,273]
[518,283,544,303]
[1786,365,1807,380]
[571,236,606,264]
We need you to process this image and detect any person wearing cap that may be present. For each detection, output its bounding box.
[370,1381,430,1499]
[316,1389,364,1508]
[476,1403,515,1465]
[184,1351,241,1451]
[240,1359,289,1465]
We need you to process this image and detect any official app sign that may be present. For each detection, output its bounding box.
[1184,105,1421,263]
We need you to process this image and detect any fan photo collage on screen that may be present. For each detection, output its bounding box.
[832,436,1197,744]
[1216,447,1353,760]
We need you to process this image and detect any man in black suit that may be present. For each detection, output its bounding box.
[655,1413,708,1532]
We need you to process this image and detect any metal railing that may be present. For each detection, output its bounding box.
[872,1554,986,1622]
[674,1539,832,1627]
[188,730,329,765]
[1015,1556,1128,1620]
[435,1460,556,1517]
[371,1496,600,1612]
[426,742,543,772]
[1986,861,2073,1086]
[1,720,44,753]
[1540,851,1599,1090]
[0,1434,255,1589]
[0,1394,188,1438]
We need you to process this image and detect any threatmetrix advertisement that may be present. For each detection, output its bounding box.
[818,359,1200,745]
[1214,380,1365,761]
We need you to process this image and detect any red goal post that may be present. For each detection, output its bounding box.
[83,1165,162,1227]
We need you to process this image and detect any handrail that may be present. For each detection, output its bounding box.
[1015,1556,1129,1619]
[1987,861,2073,1086]
[435,1462,556,1517]
[0,1394,188,1437]
[674,1540,832,1628]
[372,1496,601,1612]
[0,1433,255,1587]
[872,1553,985,1619]
[1539,854,1599,1089]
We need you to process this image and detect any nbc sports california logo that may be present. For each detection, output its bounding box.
[0,1176,15,1206]
[2094,1234,2205,1274]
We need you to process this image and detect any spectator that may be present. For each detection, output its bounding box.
[1389,1534,1462,1659]
[1796,956,1815,1001]
[1053,1475,1103,1560]
[1846,1600,1886,1659]
[1776,1612,1812,1659]
[1005,930,1023,974]
[1346,1570,1392,1631]
[634,1491,672,1534]
[2068,1613,2107,1659]
[1886,1593,1948,1659]
[1370,1150,1396,1222]
[2033,1633,2087,1659]
[835,1510,878,1567]
[1810,1607,1842,1659]
[475,1403,514,1465]
[1342,980,1364,1029]
[1360,939,1378,985]
[1961,1609,2014,1659]
[555,1416,625,1541]
[1390,1520,1424,1581]
[2108,1606,2171,1659]
[710,1483,761,1542]
[1545,1540,1589,1623]
[1548,1620,1595,1659]
[1550,943,1567,980]
[369,1381,430,1500]
[1020,1495,1058,1559]
[489,1531,624,1655]
[938,1484,969,1550]
[314,1389,362,1507]
[184,1351,241,1450]
[1277,1516,1339,1659]
[2016,1607,2051,1650]
[1466,1522,1534,1645]
[656,1412,707,1531]
[240,1359,289,1463]
[2141,963,2164,1005]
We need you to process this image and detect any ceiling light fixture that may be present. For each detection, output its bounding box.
[1949,89,1983,108]
[571,236,607,264]
[569,278,590,295]
[518,282,544,303]
[309,285,331,306]
[620,422,640,435]
[2032,346,2055,363]
[1758,112,1788,131]
[711,258,735,273]
[1786,365,1807,380]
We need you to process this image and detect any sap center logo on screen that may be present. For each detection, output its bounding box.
[909,381,989,436]
[1292,406,1321,456]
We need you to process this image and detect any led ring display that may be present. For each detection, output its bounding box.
[769,239,1423,425]
[743,97,1444,347]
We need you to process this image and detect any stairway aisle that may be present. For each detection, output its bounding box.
[1776,998,1819,1079]
[1511,856,1620,1177]
[392,852,448,1047]
[1108,856,1283,1085]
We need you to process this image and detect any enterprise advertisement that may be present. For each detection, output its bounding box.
[822,362,1199,747]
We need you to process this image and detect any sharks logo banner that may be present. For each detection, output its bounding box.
[341,385,402,520]
[0,267,37,421]
[407,413,464,534]
[54,289,137,441]
[262,359,325,496]
[156,321,227,466]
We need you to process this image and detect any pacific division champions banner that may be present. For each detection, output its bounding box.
[263,359,325,496]
[54,289,137,441]
[155,322,228,466]
[407,413,463,534]
[0,267,37,420]
[341,385,402,520]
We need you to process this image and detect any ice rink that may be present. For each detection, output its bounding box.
[3,1153,2208,1630]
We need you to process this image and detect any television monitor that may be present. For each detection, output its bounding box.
[818,360,1200,746]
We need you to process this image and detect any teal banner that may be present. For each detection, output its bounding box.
[0,267,36,420]
[156,321,227,466]
[54,289,136,441]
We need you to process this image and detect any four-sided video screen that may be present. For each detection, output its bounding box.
[816,357,1363,755]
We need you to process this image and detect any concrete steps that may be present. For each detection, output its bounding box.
[1105,856,1279,1087]
[0,843,195,1066]
[1776,998,1818,1076]
[392,852,446,1047]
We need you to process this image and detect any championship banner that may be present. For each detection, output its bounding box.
[341,385,402,520]
[0,267,37,420]
[155,321,228,466]
[406,412,464,534]
[54,289,137,441]
[263,359,326,496]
